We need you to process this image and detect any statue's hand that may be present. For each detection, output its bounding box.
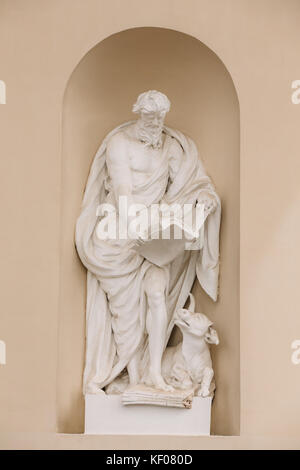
[134,236,147,247]
[126,207,150,244]
[198,193,217,216]
[205,199,217,216]
[128,224,148,245]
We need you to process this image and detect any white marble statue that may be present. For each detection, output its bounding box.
[76,90,221,396]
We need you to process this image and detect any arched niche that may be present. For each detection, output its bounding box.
[57,27,240,436]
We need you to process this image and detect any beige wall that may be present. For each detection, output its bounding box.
[0,0,300,449]
[57,27,240,436]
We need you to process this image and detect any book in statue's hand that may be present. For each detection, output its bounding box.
[133,205,205,267]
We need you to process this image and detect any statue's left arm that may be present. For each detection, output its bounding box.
[166,135,218,216]
[164,130,221,302]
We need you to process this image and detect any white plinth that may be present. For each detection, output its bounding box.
[85,394,212,435]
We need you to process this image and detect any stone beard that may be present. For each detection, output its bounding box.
[135,117,163,149]
[76,90,221,396]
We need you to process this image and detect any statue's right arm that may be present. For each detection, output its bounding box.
[106,133,134,209]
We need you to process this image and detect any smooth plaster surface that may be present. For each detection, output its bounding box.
[0,0,300,449]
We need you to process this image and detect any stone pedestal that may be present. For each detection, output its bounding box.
[85,394,212,435]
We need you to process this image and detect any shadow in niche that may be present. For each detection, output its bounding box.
[57,27,240,436]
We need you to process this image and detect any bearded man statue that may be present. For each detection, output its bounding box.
[76,90,221,394]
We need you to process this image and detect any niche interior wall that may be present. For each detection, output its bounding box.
[57,27,240,436]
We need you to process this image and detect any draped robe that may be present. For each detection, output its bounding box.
[75,122,221,394]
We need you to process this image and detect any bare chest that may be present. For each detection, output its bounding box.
[128,140,165,174]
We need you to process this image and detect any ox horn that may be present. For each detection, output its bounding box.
[188,293,195,313]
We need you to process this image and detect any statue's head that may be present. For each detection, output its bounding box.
[133,90,171,115]
[175,294,219,345]
[133,90,171,148]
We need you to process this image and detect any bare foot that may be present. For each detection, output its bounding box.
[150,372,174,392]
[85,382,105,394]
[197,386,210,397]
[128,379,139,388]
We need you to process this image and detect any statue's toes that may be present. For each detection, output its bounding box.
[159,381,174,392]
[164,384,175,392]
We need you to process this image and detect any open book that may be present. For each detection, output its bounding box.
[133,204,205,267]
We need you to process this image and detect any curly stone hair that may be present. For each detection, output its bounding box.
[132,90,171,114]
